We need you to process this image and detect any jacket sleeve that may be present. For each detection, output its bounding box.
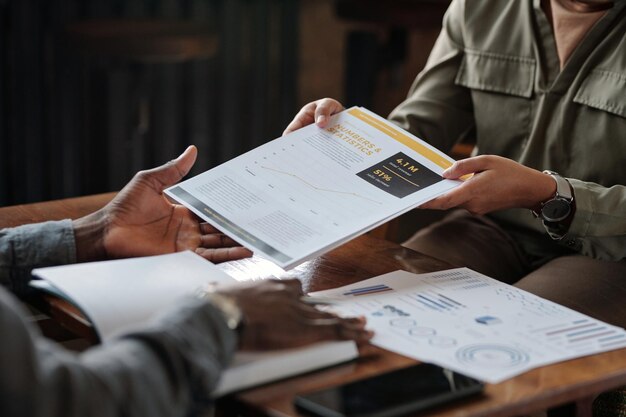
[566,179,626,261]
[0,220,76,295]
[0,288,237,417]
[387,0,474,153]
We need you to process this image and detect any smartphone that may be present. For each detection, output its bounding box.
[294,363,484,417]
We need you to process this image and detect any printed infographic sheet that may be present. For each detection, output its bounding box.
[166,107,460,269]
[311,268,626,383]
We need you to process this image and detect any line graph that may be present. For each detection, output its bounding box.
[260,165,383,205]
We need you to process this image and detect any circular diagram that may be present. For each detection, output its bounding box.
[409,327,436,337]
[429,336,457,348]
[455,344,530,369]
[389,318,417,328]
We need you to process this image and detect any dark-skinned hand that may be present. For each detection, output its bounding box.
[72,145,253,263]
[215,279,374,351]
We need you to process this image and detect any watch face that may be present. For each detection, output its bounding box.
[542,199,571,222]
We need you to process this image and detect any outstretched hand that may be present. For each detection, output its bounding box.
[216,279,373,351]
[73,146,252,263]
[283,98,344,135]
[420,155,556,214]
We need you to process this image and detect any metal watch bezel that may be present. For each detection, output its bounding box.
[541,198,572,223]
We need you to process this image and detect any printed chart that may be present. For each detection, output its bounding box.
[312,268,626,383]
[166,107,459,269]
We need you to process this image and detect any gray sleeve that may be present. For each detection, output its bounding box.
[0,220,76,295]
[0,288,237,417]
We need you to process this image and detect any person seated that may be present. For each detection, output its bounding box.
[0,145,372,417]
[283,0,626,329]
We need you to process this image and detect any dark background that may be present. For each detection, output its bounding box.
[0,0,447,206]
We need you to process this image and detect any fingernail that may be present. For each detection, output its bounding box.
[316,115,326,125]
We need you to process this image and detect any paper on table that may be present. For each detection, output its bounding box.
[31,251,358,396]
[32,251,234,340]
[311,268,626,383]
[166,107,460,269]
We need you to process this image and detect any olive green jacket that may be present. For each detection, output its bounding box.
[389,0,626,263]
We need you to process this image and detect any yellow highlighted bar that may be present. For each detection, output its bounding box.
[348,108,453,170]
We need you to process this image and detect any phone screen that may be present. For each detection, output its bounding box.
[294,363,483,417]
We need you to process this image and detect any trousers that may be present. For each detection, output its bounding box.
[402,210,626,327]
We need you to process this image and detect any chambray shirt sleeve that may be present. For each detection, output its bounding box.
[0,288,237,417]
[387,0,474,153]
[0,220,77,295]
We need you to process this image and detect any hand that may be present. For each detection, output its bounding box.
[195,223,254,263]
[283,98,344,135]
[217,279,373,351]
[420,155,556,214]
[73,146,253,263]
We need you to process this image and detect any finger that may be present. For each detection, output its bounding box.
[296,303,345,319]
[419,187,469,211]
[195,246,252,263]
[334,319,374,344]
[314,99,344,128]
[321,316,368,332]
[303,315,366,333]
[142,145,198,190]
[337,316,368,331]
[200,234,242,248]
[351,329,376,345]
[283,103,316,135]
[199,223,221,234]
[418,193,453,210]
[295,305,366,328]
[174,145,198,178]
[418,196,445,210]
[279,278,305,296]
[442,155,491,179]
[358,343,379,357]
[311,318,373,344]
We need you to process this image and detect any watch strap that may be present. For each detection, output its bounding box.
[202,291,245,333]
[533,170,575,240]
[543,170,573,202]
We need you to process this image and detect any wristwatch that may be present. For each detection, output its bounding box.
[202,291,245,333]
[532,170,574,239]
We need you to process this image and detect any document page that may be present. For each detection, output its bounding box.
[311,268,626,383]
[166,107,460,269]
[32,251,235,340]
[31,252,358,395]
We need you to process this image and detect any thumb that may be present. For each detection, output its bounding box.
[442,156,488,179]
[146,145,198,189]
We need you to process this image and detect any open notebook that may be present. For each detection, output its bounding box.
[30,251,357,397]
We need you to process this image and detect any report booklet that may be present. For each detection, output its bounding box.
[165,107,461,269]
[30,251,358,396]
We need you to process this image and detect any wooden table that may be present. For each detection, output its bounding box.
[3,194,626,417]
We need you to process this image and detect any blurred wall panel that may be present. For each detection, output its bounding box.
[0,0,299,205]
